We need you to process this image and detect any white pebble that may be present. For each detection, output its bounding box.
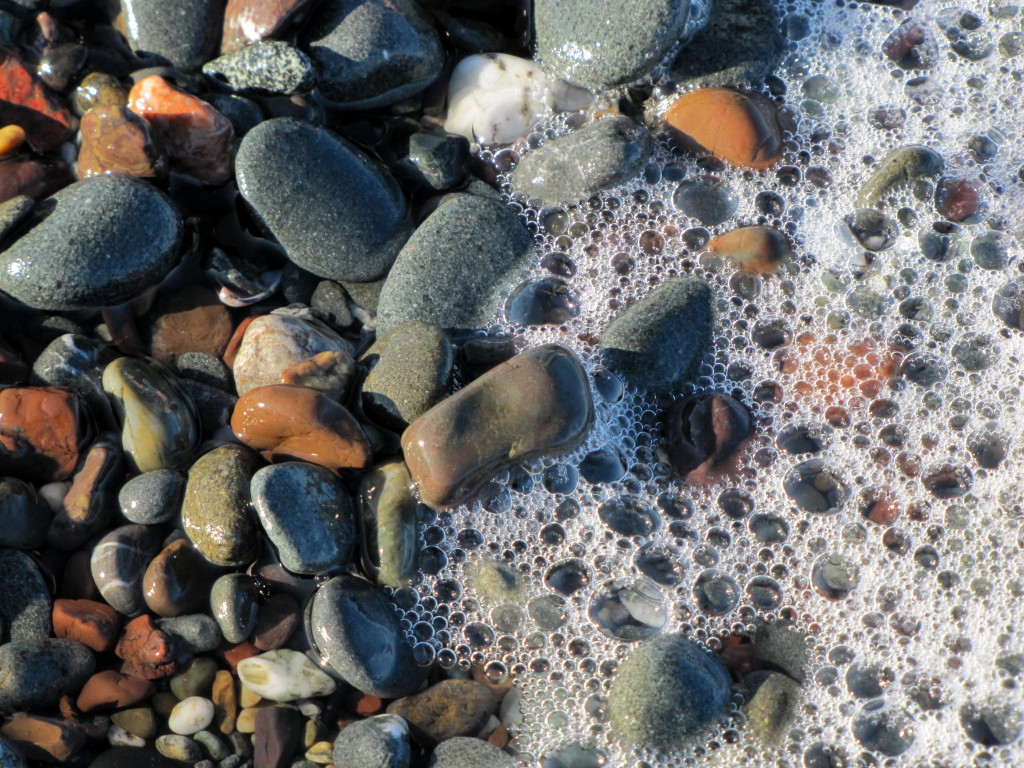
[237,649,337,702]
[107,723,145,748]
[444,53,595,146]
[168,696,215,735]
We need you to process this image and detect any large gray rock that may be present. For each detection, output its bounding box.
[376,194,534,333]
[332,714,411,768]
[0,639,95,713]
[0,548,52,643]
[236,118,411,283]
[428,737,515,768]
[121,0,222,70]
[0,176,182,310]
[534,0,689,89]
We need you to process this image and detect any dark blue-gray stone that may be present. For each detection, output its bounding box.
[0,176,182,311]
[158,614,222,655]
[509,115,650,206]
[206,94,264,139]
[0,478,51,549]
[175,352,233,391]
[31,334,119,431]
[0,548,51,643]
[332,714,411,768]
[534,0,690,89]
[308,575,425,697]
[118,468,186,525]
[428,737,515,768]
[0,737,26,768]
[0,639,95,713]
[300,0,443,109]
[203,41,315,95]
[376,194,534,333]
[210,573,261,644]
[236,118,411,282]
[394,132,469,191]
[251,462,356,575]
[598,276,713,391]
[121,0,222,70]
[607,633,731,749]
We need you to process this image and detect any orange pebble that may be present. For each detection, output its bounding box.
[665,87,784,170]
[0,124,25,157]
[52,599,120,653]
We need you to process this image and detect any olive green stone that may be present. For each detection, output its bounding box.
[169,657,219,700]
[745,672,801,743]
[181,445,260,567]
[111,707,157,740]
[856,145,944,208]
[357,461,419,588]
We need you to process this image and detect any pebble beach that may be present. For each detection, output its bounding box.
[0,0,1022,767]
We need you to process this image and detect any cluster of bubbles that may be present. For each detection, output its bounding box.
[406,0,1024,765]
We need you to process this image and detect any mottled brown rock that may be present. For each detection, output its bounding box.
[665,391,752,484]
[232,384,371,472]
[128,75,235,184]
[0,713,86,763]
[76,670,154,712]
[0,155,72,203]
[402,344,593,508]
[221,0,318,54]
[386,679,500,746]
[278,349,355,402]
[52,599,120,653]
[72,72,129,116]
[212,669,238,734]
[708,226,791,274]
[0,386,83,483]
[0,47,76,152]
[115,614,178,680]
[48,440,123,550]
[936,177,982,222]
[665,87,783,170]
[143,538,220,617]
[145,286,233,364]
[76,105,161,179]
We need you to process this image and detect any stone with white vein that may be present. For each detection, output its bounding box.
[237,649,337,702]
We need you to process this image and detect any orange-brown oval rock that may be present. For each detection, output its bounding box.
[231,384,371,472]
[665,87,783,170]
[709,226,792,274]
[0,386,83,483]
[76,670,154,712]
[52,599,120,653]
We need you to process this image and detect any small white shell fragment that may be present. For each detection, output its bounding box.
[444,53,595,146]
[237,649,338,702]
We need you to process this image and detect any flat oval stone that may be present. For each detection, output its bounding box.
[0,548,52,643]
[168,697,214,736]
[236,118,410,283]
[251,462,356,575]
[232,384,372,472]
[599,276,714,391]
[144,538,220,617]
[181,445,260,567]
[210,573,261,644]
[236,649,337,701]
[103,357,199,473]
[0,639,95,713]
[308,575,425,698]
[300,0,443,109]
[0,477,51,549]
[534,0,690,89]
[387,679,499,745]
[90,524,162,616]
[0,175,182,310]
[402,344,593,508]
[358,461,419,589]
[376,194,534,334]
[855,145,944,208]
[509,115,650,206]
[665,88,784,170]
[708,226,791,274]
[222,0,319,54]
[118,468,186,525]
[121,0,222,71]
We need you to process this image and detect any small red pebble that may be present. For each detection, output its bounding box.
[935,177,982,222]
[128,75,235,184]
[115,614,177,680]
[356,694,384,716]
[219,640,261,673]
[0,48,76,151]
[52,599,120,652]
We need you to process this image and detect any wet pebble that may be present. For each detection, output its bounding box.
[237,649,337,701]
[145,286,234,365]
[48,440,123,550]
[358,461,419,589]
[143,538,220,617]
[388,679,499,745]
[856,145,944,208]
[221,0,318,54]
[0,49,76,152]
[845,208,898,251]
[203,41,314,95]
[31,334,118,432]
[709,226,791,273]
[0,386,85,483]
[393,130,469,191]
[169,696,214,735]
[673,177,739,225]
[332,714,410,768]
[745,672,801,742]
[428,737,515,768]
[120,0,221,70]
[52,598,120,652]
[118,468,185,525]
[0,548,52,643]
[159,614,223,656]
[0,639,95,713]
[155,733,203,763]
[90,523,161,616]
[253,705,301,768]
[76,670,154,712]
[0,713,86,763]
[252,593,300,651]
[210,573,261,644]
[665,88,784,169]
[76,105,161,179]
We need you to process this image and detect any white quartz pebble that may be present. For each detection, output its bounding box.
[236,649,337,702]
[107,723,145,748]
[168,696,215,735]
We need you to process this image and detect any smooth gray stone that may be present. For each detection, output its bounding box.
[300,0,443,109]
[745,671,801,742]
[428,737,515,768]
[0,478,51,549]
[175,352,233,391]
[206,93,263,138]
[251,462,356,575]
[332,714,411,768]
[203,41,315,95]
[0,639,95,713]
[0,548,52,643]
[121,0,221,70]
[158,614,223,655]
[0,176,182,311]
[308,575,425,697]
[534,0,689,89]
[599,276,713,391]
[90,523,162,616]
[376,194,534,333]
[509,115,650,206]
[119,468,186,525]
[236,118,411,283]
[210,573,261,644]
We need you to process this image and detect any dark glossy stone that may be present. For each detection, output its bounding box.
[402,344,593,508]
[0,477,50,549]
[0,48,76,152]
[222,0,319,54]
[210,573,261,644]
[236,118,410,283]
[118,468,185,525]
[358,462,419,589]
[76,105,161,179]
[144,538,220,617]
[0,175,182,310]
[31,334,118,431]
[47,440,123,550]
[308,574,426,698]
[120,0,222,70]
[90,523,161,616]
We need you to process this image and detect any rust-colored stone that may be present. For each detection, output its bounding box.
[665,87,783,170]
[251,593,299,651]
[76,105,161,179]
[145,285,233,364]
[221,0,318,54]
[0,124,25,157]
[128,75,235,184]
[76,670,155,712]
[52,599,120,653]
[231,384,372,472]
[935,177,982,222]
[0,386,83,483]
[0,47,76,152]
[223,315,255,370]
[708,226,792,274]
[0,713,86,763]
[115,614,177,680]
[143,537,219,617]
[665,392,753,484]
[219,640,260,673]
